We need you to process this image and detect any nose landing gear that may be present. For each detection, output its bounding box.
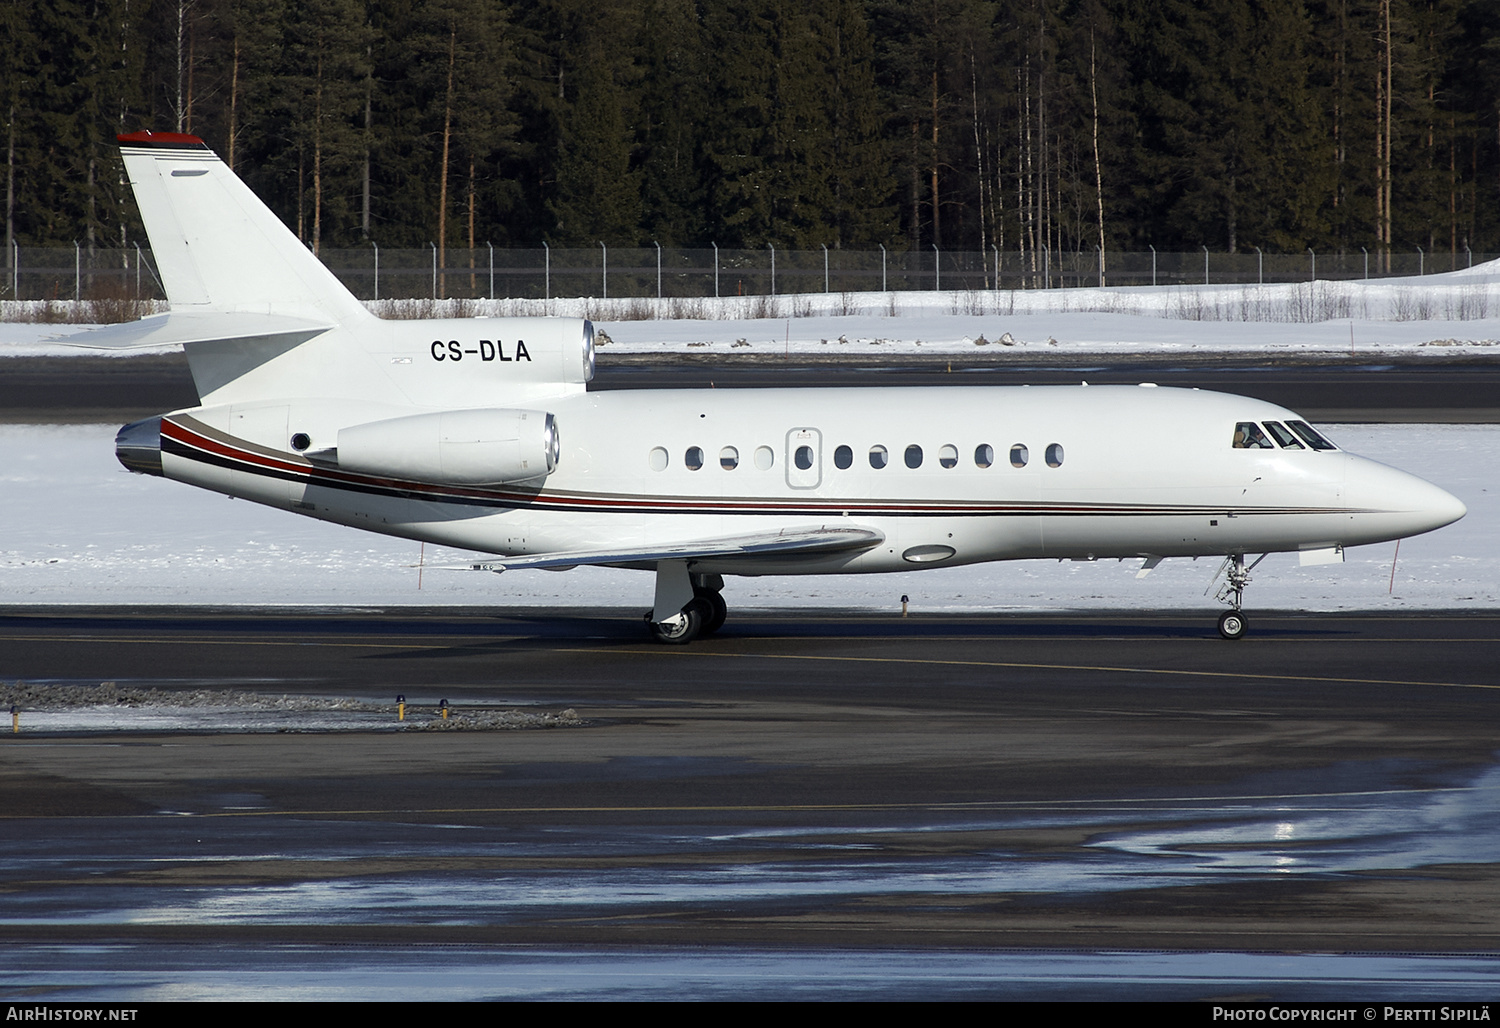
[1213,553,1265,640]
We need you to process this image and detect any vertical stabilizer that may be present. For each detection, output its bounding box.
[118,131,369,324]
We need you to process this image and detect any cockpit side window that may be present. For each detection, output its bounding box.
[1232,422,1273,449]
[1263,421,1304,449]
[1286,420,1338,450]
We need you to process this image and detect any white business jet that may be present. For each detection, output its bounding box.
[88,131,1464,642]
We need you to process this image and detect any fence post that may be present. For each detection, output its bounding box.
[1148,244,1155,287]
[487,241,493,300]
[14,240,20,299]
[654,241,661,299]
[992,244,999,291]
[1308,247,1315,282]
[1043,244,1050,289]
[1096,244,1104,288]
[543,240,550,300]
[429,241,437,299]
[1202,245,1209,285]
[933,243,940,291]
[821,243,828,294]
[878,243,886,292]
[1254,246,1262,285]
[712,242,718,298]
[1417,246,1423,277]
[599,241,607,300]
[134,242,142,298]
[1466,244,1473,269]
[1361,246,1368,280]
[74,240,81,301]
[371,240,379,301]
[769,243,775,296]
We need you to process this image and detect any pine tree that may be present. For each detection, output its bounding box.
[547,1,643,244]
[815,0,896,247]
[635,0,708,245]
[279,0,373,251]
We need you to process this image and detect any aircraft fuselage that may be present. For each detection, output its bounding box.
[135,382,1462,577]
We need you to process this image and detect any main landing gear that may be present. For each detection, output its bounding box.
[645,564,726,644]
[1214,553,1265,640]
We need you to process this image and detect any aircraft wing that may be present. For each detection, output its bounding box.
[51,311,335,350]
[458,525,886,572]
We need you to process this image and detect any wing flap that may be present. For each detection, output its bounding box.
[457,525,885,572]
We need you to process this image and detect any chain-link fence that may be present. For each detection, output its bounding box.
[2,243,1492,303]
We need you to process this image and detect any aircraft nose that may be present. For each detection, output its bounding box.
[1344,455,1465,538]
[115,417,164,477]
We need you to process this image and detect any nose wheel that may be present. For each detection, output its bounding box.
[1217,609,1247,640]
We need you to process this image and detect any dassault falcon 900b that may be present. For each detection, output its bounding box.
[89,130,1464,642]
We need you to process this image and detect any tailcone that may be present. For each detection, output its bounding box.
[116,417,164,476]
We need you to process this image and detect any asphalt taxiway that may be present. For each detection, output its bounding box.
[1,607,1497,968]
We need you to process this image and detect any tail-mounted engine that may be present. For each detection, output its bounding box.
[318,408,560,485]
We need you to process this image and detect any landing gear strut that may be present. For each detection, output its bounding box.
[645,565,725,644]
[1213,553,1265,640]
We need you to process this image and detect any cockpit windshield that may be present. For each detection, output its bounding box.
[1286,420,1338,450]
[1232,419,1338,451]
[1232,422,1273,449]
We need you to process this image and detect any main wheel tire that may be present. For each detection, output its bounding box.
[647,600,707,644]
[697,590,728,636]
[1218,609,1247,640]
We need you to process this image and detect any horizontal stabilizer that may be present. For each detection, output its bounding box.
[455,525,886,572]
[52,311,334,351]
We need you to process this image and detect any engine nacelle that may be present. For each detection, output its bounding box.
[332,408,559,485]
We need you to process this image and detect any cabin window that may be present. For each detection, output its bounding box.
[1010,444,1029,468]
[754,445,775,470]
[794,445,814,470]
[975,444,994,468]
[834,445,853,469]
[649,446,668,471]
[905,444,923,469]
[1045,443,1064,468]
[1262,422,1304,449]
[938,444,958,469]
[1287,420,1338,451]
[869,445,889,469]
[720,446,740,470]
[1232,422,1273,449]
[685,446,705,470]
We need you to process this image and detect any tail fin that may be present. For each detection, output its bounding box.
[118,131,369,324]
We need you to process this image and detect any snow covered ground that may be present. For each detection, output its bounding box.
[1,422,1489,613]
[6,260,1500,360]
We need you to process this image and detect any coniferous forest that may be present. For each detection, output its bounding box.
[4,0,1499,264]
